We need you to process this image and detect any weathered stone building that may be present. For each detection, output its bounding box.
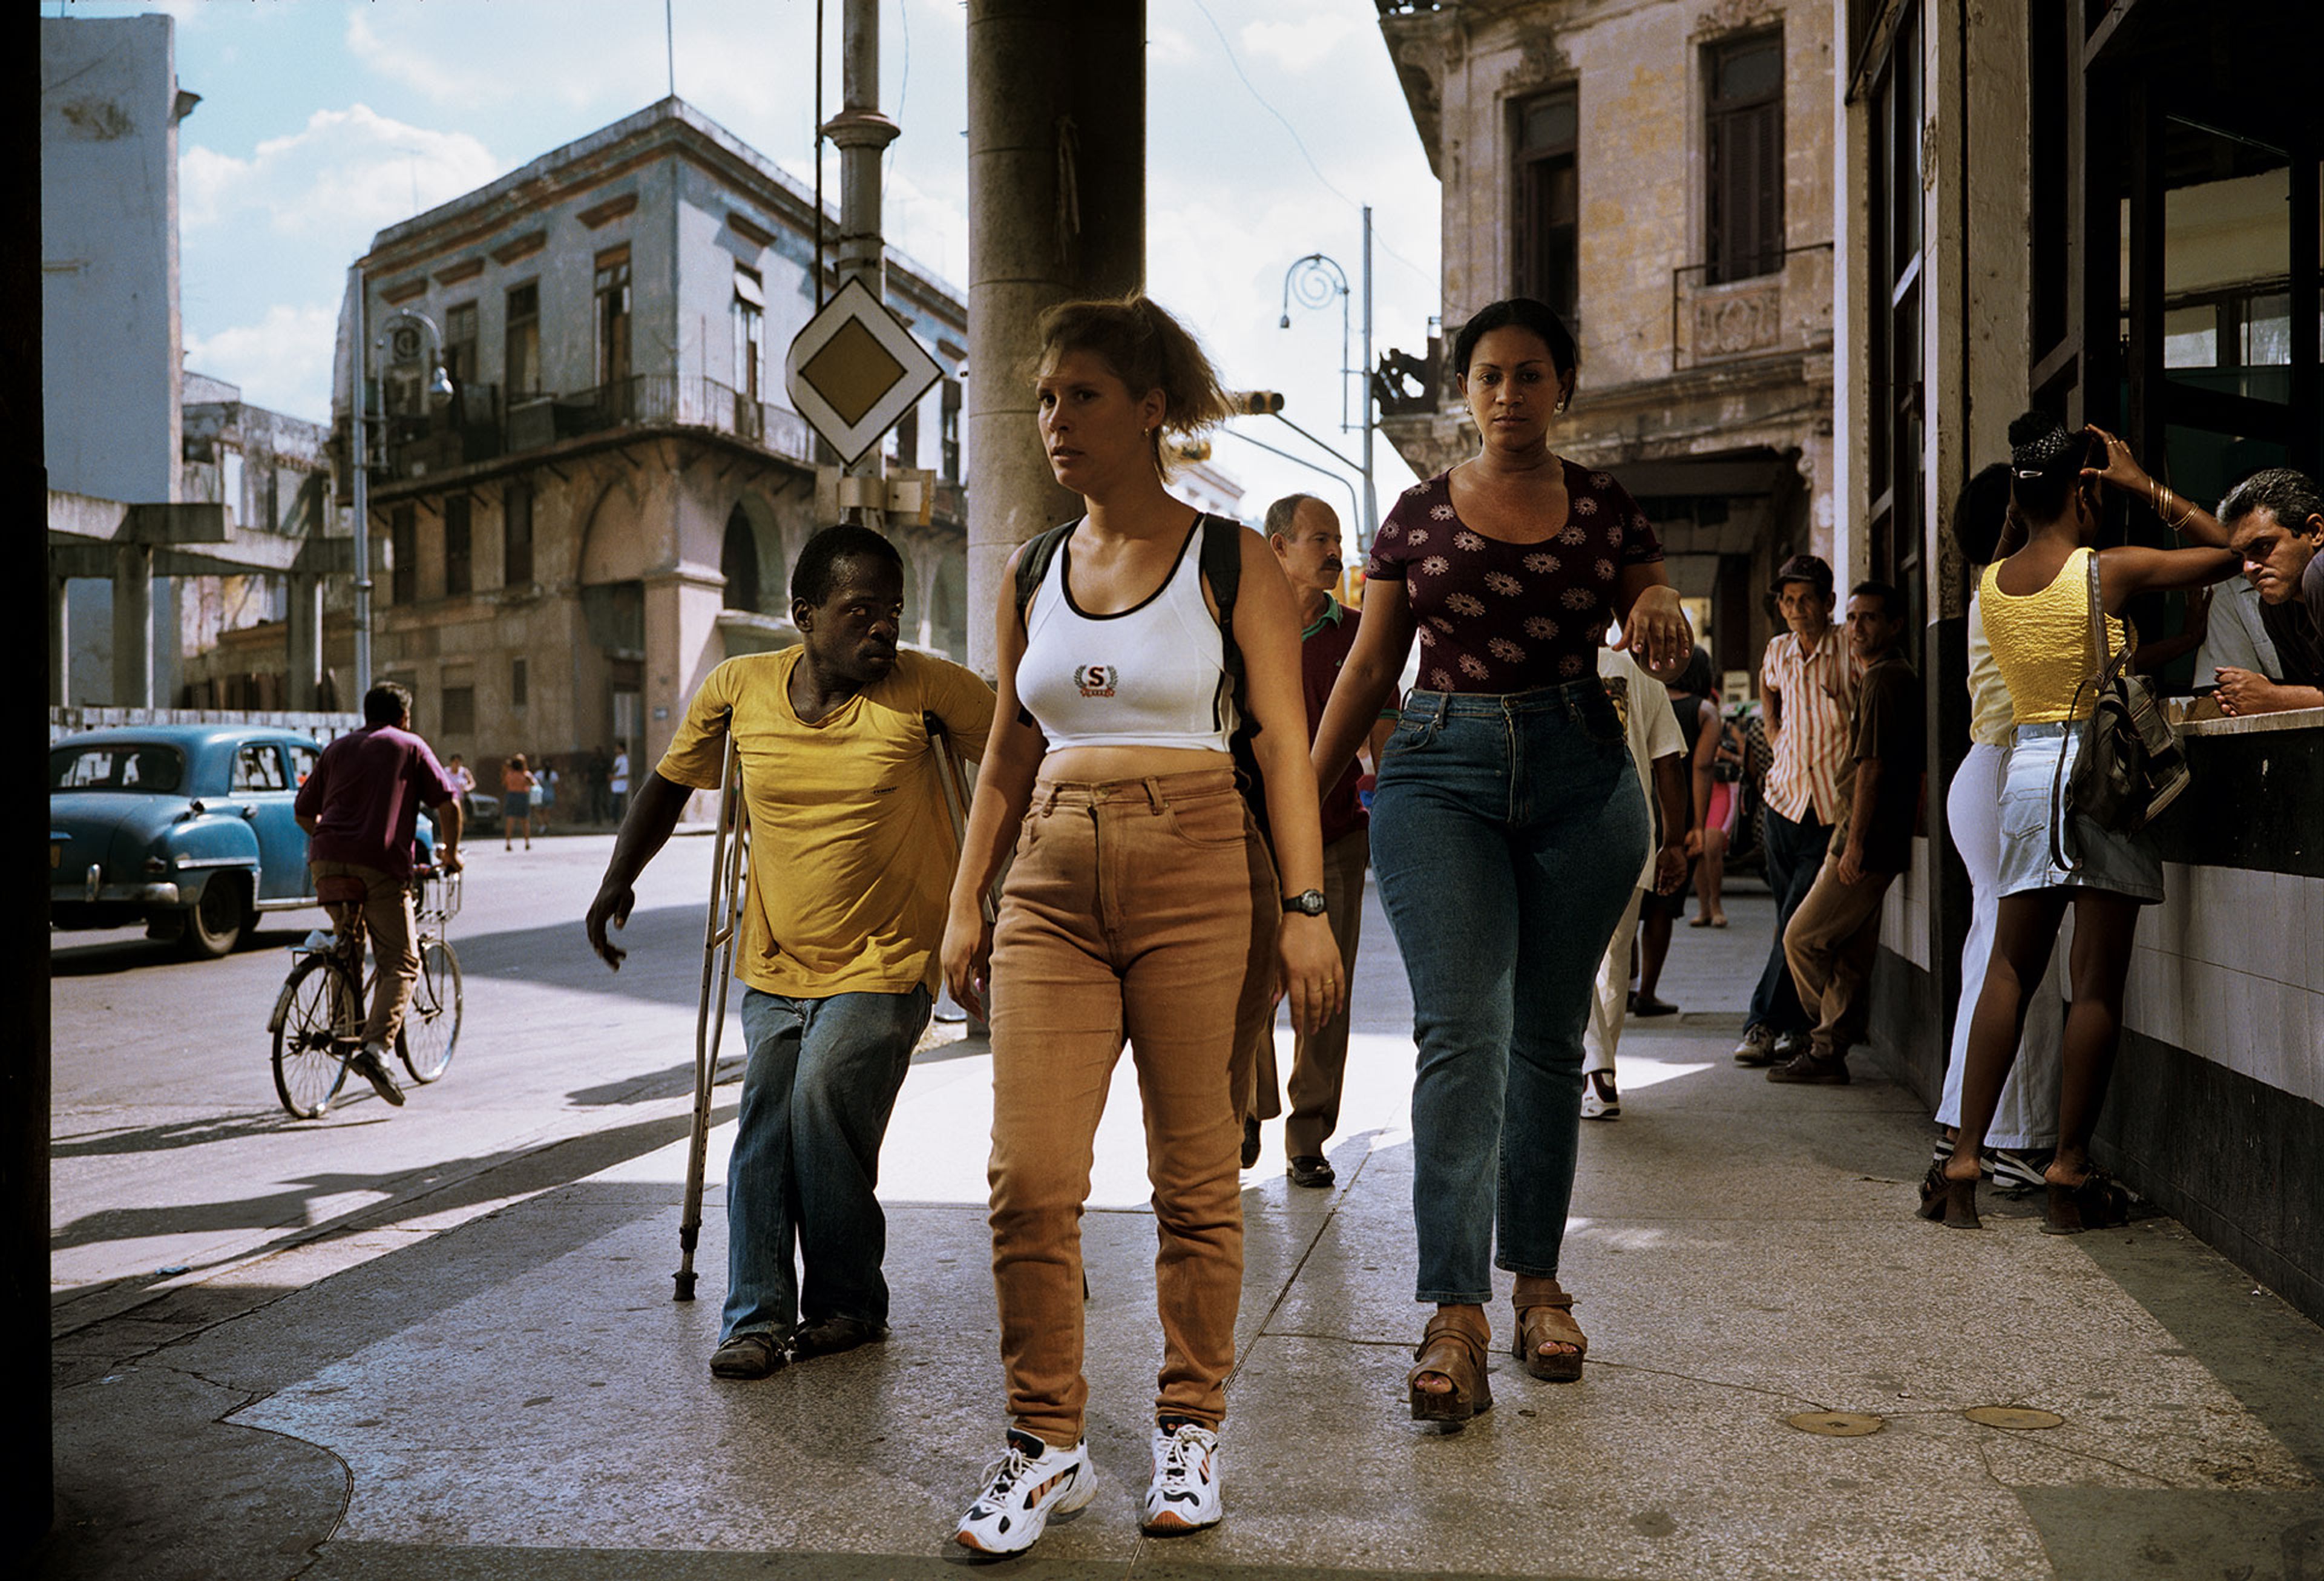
[174,370,341,711]
[336,98,970,783]
[1373,0,1833,678]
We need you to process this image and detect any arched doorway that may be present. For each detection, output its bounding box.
[720,504,761,614]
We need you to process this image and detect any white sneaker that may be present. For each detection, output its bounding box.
[1141,1419,1223,1534]
[954,1430,1095,1555]
[1581,1070,1620,1120]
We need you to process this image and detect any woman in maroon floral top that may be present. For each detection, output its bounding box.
[1312,298,1692,1424]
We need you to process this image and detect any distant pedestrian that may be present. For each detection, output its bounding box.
[1667,649,1738,929]
[1581,641,1689,1119]
[609,745,631,823]
[1734,554,1859,1068]
[1768,581,1923,1086]
[1626,649,1716,1015]
[502,754,536,850]
[586,748,611,824]
[1242,491,1398,1186]
[535,763,557,833]
[1310,297,1693,1421]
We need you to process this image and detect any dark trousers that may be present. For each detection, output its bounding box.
[1747,805,1830,1033]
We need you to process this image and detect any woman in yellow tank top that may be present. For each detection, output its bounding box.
[1926,413,2235,1236]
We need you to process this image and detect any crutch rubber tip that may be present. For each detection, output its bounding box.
[673,1271,697,1302]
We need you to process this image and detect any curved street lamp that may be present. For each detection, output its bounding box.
[1275,207,1376,547]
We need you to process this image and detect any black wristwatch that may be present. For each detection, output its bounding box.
[1282,889,1327,916]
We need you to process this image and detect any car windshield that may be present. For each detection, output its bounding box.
[50,744,187,794]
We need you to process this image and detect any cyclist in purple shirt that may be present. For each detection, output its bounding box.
[294,683,464,1107]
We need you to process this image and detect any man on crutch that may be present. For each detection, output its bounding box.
[585,524,994,1379]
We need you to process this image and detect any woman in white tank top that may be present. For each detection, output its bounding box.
[942,296,1339,1557]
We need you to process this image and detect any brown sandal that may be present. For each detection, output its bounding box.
[1407,1310,1493,1422]
[1512,1277,1587,1381]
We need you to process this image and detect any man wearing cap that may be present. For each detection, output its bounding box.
[1735,554,1862,1067]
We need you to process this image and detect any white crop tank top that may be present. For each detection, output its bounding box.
[1016,519,1239,752]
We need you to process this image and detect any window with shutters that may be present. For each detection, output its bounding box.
[444,494,473,596]
[445,301,479,386]
[1511,88,1579,327]
[596,248,632,387]
[503,478,534,587]
[390,506,417,605]
[1705,31,1785,286]
[504,282,540,398]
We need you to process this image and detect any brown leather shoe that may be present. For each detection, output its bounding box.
[1766,1051,1850,1085]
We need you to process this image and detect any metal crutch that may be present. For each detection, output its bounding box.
[674,731,748,1301]
[924,713,995,924]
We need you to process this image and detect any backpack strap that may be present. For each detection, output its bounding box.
[1012,521,1077,629]
[1197,513,1259,748]
[1011,521,1077,729]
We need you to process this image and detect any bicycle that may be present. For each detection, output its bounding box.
[269,867,465,1119]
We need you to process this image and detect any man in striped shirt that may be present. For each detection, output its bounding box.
[1735,555,1862,1066]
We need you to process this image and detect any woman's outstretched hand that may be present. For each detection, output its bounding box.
[1278,913,1345,1035]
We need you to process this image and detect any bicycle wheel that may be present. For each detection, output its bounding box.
[398,939,463,1083]
[273,954,361,1119]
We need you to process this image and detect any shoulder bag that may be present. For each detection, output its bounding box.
[2049,550,2190,870]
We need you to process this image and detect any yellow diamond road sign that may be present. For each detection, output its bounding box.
[784,277,944,468]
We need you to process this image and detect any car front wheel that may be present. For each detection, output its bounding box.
[180,874,248,958]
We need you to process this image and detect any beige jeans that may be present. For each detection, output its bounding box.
[986,769,1277,1448]
[309,860,419,1047]
[1782,852,1899,1060]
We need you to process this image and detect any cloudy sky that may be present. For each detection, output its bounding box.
[55,0,1443,517]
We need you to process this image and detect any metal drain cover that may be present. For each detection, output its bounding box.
[1964,1406,2064,1431]
[1785,1411,1885,1437]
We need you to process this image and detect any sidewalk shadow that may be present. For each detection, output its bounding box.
[50,1101,736,1324]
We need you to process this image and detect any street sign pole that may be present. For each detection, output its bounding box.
[824,0,898,524]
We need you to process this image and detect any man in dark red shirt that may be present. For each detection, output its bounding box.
[294,683,465,1107]
[1244,495,1397,1187]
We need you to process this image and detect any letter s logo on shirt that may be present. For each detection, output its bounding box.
[1075,664,1116,698]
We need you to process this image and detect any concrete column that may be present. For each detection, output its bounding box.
[910,531,939,648]
[965,0,1145,674]
[48,578,68,708]
[286,573,323,712]
[110,544,153,708]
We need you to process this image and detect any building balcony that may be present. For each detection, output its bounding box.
[379,375,821,482]
[1670,243,1834,373]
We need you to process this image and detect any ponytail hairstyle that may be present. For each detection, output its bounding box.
[2007,410,2093,522]
[1032,294,1232,481]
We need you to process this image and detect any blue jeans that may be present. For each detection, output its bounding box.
[1370,683,1649,1304]
[1747,805,1831,1033]
[720,985,931,1343]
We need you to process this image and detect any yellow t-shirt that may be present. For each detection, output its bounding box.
[657,648,994,999]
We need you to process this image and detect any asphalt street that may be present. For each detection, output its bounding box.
[48,832,731,1329]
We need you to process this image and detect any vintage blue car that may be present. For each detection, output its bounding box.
[49,725,326,958]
